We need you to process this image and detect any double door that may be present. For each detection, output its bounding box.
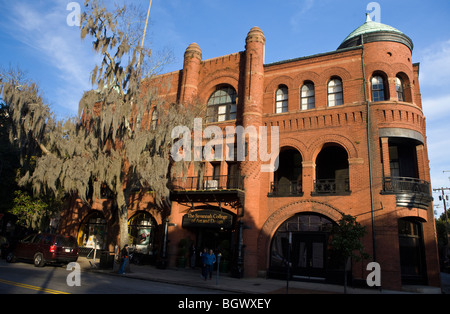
[290,233,327,279]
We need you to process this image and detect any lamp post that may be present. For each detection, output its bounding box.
[286,232,291,294]
[158,218,176,269]
[216,253,222,285]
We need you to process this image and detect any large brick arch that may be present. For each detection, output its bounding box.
[305,133,359,161]
[257,200,344,269]
[198,70,239,104]
[278,137,308,159]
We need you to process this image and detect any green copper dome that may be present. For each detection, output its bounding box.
[338,14,413,51]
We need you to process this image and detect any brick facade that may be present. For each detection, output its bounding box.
[60,18,440,291]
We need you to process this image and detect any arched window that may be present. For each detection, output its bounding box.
[275,85,288,113]
[270,147,302,196]
[395,77,405,102]
[328,78,343,107]
[301,82,315,110]
[371,75,387,102]
[207,86,237,123]
[314,144,349,194]
[128,211,156,254]
[77,211,107,251]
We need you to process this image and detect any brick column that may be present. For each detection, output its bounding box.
[240,27,265,277]
[180,43,202,105]
[380,137,391,178]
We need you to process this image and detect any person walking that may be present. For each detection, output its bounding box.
[200,248,208,280]
[118,244,129,274]
[189,243,197,269]
[205,249,216,280]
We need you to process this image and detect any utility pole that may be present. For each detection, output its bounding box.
[137,0,152,68]
[433,187,450,244]
[141,0,152,50]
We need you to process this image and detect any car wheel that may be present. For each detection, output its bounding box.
[34,253,45,267]
[6,252,16,263]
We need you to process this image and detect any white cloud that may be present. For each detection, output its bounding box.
[422,94,450,123]
[1,1,98,117]
[290,0,315,31]
[418,39,450,88]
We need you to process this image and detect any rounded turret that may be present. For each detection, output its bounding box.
[338,14,413,51]
[181,43,202,104]
[245,26,266,47]
[184,42,202,60]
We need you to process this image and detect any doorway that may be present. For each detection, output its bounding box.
[292,233,327,279]
[398,218,427,284]
[269,213,335,281]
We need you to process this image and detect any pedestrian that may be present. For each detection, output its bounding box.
[205,249,216,280]
[118,244,129,274]
[189,243,196,269]
[200,248,208,280]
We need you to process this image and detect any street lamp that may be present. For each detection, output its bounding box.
[158,218,176,269]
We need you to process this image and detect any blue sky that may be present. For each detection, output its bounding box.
[1,0,450,216]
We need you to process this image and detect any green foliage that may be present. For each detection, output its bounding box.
[11,190,48,229]
[1,1,204,249]
[436,212,449,249]
[330,214,370,262]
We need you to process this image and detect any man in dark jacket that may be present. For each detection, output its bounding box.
[205,249,216,280]
[118,244,129,274]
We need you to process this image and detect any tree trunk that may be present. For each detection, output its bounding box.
[116,188,129,249]
[117,188,130,273]
[118,208,129,249]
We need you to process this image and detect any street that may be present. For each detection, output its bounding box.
[0,259,224,294]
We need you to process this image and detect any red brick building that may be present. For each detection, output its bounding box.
[60,15,440,291]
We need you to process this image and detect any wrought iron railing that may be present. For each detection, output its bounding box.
[382,176,431,195]
[170,175,244,191]
[313,178,350,195]
[268,180,303,196]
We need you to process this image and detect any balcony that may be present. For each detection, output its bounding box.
[312,178,350,196]
[382,176,432,209]
[169,174,244,205]
[268,180,303,197]
[170,175,243,191]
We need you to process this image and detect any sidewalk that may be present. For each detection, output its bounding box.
[78,257,444,294]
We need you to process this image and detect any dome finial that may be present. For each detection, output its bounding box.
[365,13,372,23]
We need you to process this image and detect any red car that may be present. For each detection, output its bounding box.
[7,233,78,267]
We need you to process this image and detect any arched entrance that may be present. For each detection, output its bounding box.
[128,211,157,255]
[182,207,236,269]
[77,211,107,255]
[269,213,336,281]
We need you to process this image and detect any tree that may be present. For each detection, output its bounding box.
[1,0,203,249]
[330,214,370,293]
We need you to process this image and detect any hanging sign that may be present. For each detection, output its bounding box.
[182,210,233,229]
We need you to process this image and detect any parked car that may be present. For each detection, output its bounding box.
[6,233,78,267]
[0,236,10,259]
